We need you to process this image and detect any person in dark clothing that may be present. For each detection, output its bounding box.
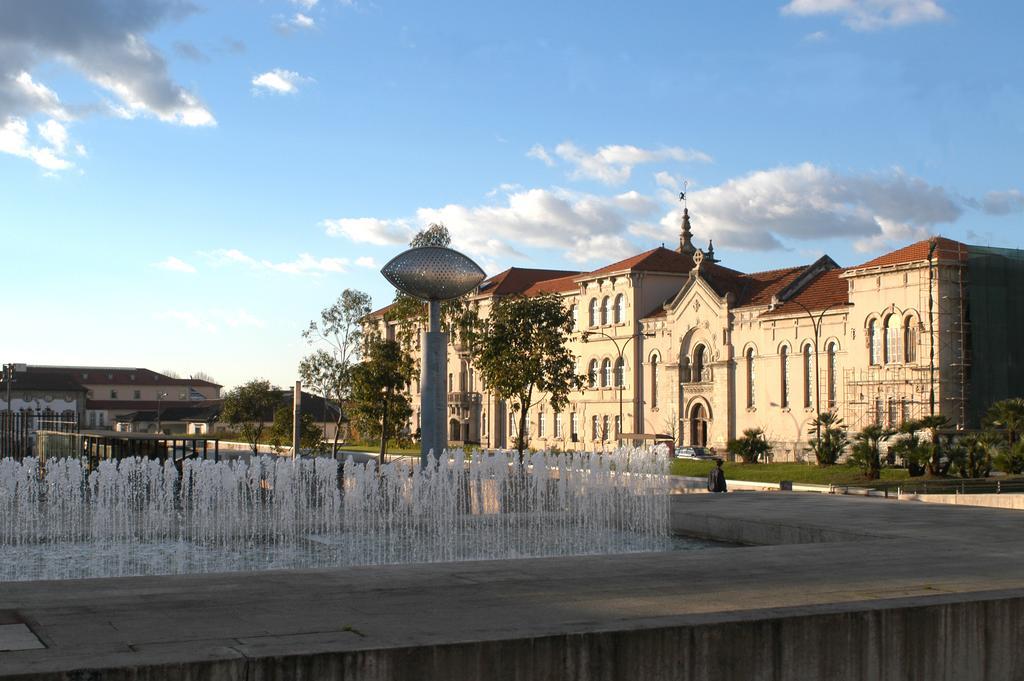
[707,459,727,493]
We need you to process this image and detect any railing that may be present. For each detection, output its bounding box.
[447,392,482,408]
[1,412,79,459]
[860,477,1024,496]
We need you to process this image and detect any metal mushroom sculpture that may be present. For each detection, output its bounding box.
[381,246,486,466]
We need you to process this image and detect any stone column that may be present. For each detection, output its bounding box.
[420,300,448,467]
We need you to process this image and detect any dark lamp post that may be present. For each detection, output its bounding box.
[581,330,655,446]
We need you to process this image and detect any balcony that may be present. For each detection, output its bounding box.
[447,392,482,409]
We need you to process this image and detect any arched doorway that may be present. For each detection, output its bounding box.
[689,402,709,447]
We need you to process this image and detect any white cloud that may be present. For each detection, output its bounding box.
[37,119,68,152]
[154,310,217,333]
[325,162,988,267]
[654,171,684,190]
[74,143,87,157]
[978,190,1024,216]
[291,13,315,29]
[154,256,197,273]
[0,116,73,171]
[202,249,348,276]
[0,3,215,128]
[225,310,266,329]
[252,69,310,95]
[355,256,378,268]
[526,144,554,167]
[321,217,415,245]
[804,30,829,41]
[658,162,961,252]
[326,187,664,264]
[781,0,947,30]
[530,141,711,185]
[291,0,319,8]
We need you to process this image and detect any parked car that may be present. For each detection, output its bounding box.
[675,446,716,460]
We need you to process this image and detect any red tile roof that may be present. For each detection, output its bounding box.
[763,268,851,317]
[478,267,581,296]
[852,236,968,270]
[522,273,581,296]
[585,247,698,277]
[27,367,221,388]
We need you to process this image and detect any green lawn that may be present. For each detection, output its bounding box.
[670,459,911,486]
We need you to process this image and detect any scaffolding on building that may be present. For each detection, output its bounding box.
[842,239,972,432]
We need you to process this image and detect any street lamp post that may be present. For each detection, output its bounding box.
[788,300,842,454]
[156,392,167,434]
[581,330,655,446]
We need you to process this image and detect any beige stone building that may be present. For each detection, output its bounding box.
[368,212,1024,461]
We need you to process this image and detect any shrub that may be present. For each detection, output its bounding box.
[727,428,772,464]
[806,412,849,466]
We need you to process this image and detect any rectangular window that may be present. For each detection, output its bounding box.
[571,413,579,440]
[602,415,610,442]
[110,389,117,399]
[591,415,599,441]
[133,390,141,400]
[538,412,546,437]
[614,415,621,438]
[874,398,884,425]
[554,413,563,438]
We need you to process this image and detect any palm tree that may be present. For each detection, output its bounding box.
[917,415,952,476]
[984,398,1024,446]
[889,419,927,477]
[807,412,849,466]
[727,428,772,464]
[849,424,892,480]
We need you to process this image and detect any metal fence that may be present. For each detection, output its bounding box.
[0,412,79,459]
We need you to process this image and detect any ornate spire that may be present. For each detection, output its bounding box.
[706,239,719,264]
[678,207,696,256]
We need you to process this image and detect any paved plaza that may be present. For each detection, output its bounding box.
[2,493,1023,680]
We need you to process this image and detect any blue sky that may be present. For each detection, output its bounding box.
[1,0,1022,389]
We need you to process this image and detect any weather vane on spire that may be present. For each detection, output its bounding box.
[678,180,688,209]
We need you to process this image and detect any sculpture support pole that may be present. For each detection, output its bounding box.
[420,299,447,468]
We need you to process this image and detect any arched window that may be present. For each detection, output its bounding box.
[588,299,598,327]
[587,360,598,388]
[602,415,610,441]
[826,342,838,409]
[874,398,884,425]
[614,357,624,387]
[600,297,610,325]
[693,344,707,383]
[884,314,901,364]
[803,344,813,409]
[868,319,880,365]
[591,415,599,440]
[459,360,468,392]
[745,348,756,408]
[903,316,918,363]
[650,354,660,409]
[601,358,612,387]
[780,346,790,408]
[572,304,578,330]
[614,294,625,324]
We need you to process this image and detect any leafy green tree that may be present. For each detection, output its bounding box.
[806,412,849,466]
[269,407,324,453]
[221,379,280,455]
[847,424,892,480]
[727,428,772,464]
[300,289,371,456]
[349,338,413,461]
[466,293,582,457]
